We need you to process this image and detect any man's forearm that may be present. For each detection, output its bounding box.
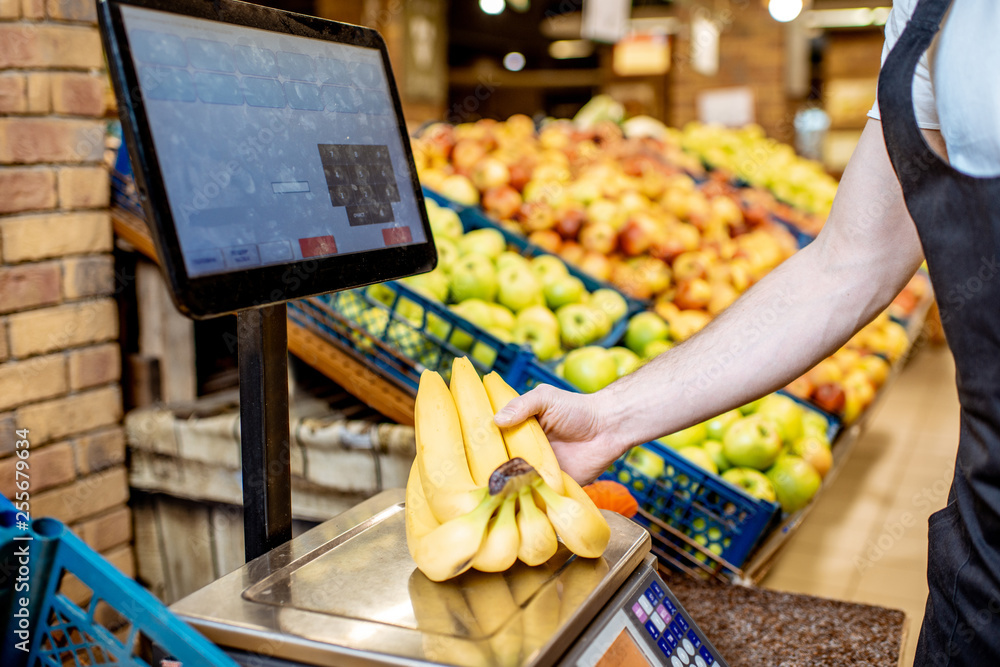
[601,121,930,453]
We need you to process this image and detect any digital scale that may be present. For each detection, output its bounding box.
[171,490,729,667]
[99,1,731,665]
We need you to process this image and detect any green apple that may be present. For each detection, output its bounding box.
[496,250,530,273]
[458,228,506,259]
[705,409,742,441]
[497,265,544,313]
[624,312,669,356]
[702,439,731,473]
[354,308,390,351]
[589,288,629,323]
[530,254,570,286]
[723,415,783,470]
[401,270,448,303]
[471,327,511,368]
[515,304,559,333]
[766,455,822,513]
[756,394,805,444]
[557,303,606,349]
[608,346,641,378]
[563,346,617,393]
[512,319,561,361]
[544,275,586,310]
[625,446,665,479]
[587,305,613,339]
[739,396,766,415]
[428,205,463,240]
[790,435,833,478]
[366,282,397,307]
[659,422,708,450]
[801,411,830,441]
[442,298,494,351]
[722,468,777,503]
[678,446,718,475]
[436,237,460,274]
[642,339,673,359]
[487,303,516,331]
[449,253,498,303]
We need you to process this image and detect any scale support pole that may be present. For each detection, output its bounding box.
[238,303,292,562]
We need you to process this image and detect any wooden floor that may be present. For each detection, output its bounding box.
[761,344,961,665]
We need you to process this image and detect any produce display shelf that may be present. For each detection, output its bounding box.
[0,497,237,667]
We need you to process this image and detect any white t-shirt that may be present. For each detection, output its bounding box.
[868,0,1000,177]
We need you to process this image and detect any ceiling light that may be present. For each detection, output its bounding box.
[768,0,803,23]
[503,51,525,71]
[549,40,594,59]
[480,0,505,16]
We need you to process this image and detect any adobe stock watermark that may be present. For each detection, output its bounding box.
[854,471,952,574]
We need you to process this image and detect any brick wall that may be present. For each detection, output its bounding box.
[668,2,792,144]
[0,0,132,582]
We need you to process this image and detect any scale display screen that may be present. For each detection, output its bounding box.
[100,0,435,317]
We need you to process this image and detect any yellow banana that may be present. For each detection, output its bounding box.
[515,487,558,567]
[483,372,565,494]
[533,471,610,559]
[451,357,510,486]
[411,486,501,582]
[472,493,519,573]
[405,460,440,563]
[415,369,482,522]
[462,571,522,667]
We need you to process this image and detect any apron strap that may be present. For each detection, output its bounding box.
[878,0,953,191]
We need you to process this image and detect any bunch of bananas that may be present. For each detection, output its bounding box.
[406,357,611,582]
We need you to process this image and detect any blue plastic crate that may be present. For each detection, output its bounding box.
[0,497,237,667]
[288,282,544,395]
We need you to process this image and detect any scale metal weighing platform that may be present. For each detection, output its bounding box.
[171,490,728,667]
[99,1,731,665]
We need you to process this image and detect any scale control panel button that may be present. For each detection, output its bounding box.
[645,620,660,640]
[632,602,647,623]
[682,638,696,656]
[656,604,671,623]
[669,620,683,639]
[658,638,672,657]
[645,588,659,605]
[651,613,666,633]
[676,615,690,632]
[677,650,690,665]
[687,629,703,651]
[651,581,664,598]
[663,597,677,614]
[695,656,707,667]
[638,595,654,615]
[671,657,683,667]
[699,647,715,664]
[663,633,678,650]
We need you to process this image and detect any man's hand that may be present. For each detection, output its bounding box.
[493,385,624,485]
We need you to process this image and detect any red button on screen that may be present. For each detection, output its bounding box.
[299,235,338,258]
[382,227,413,246]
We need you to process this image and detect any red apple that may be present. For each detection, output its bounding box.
[578,251,612,281]
[812,383,846,414]
[518,201,556,233]
[508,161,533,192]
[672,251,711,282]
[674,278,712,311]
[554,207,586,240]
[579,221,617,255]
[451,139,486,175]
[528,230,563,254]
[481,185,522,220]
[618,213,660,257]
[559,241,585,266]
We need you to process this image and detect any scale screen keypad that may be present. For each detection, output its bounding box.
[319,144,400,226]
[630,578,720,666]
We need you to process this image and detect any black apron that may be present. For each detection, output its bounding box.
[879,0,1000,664]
